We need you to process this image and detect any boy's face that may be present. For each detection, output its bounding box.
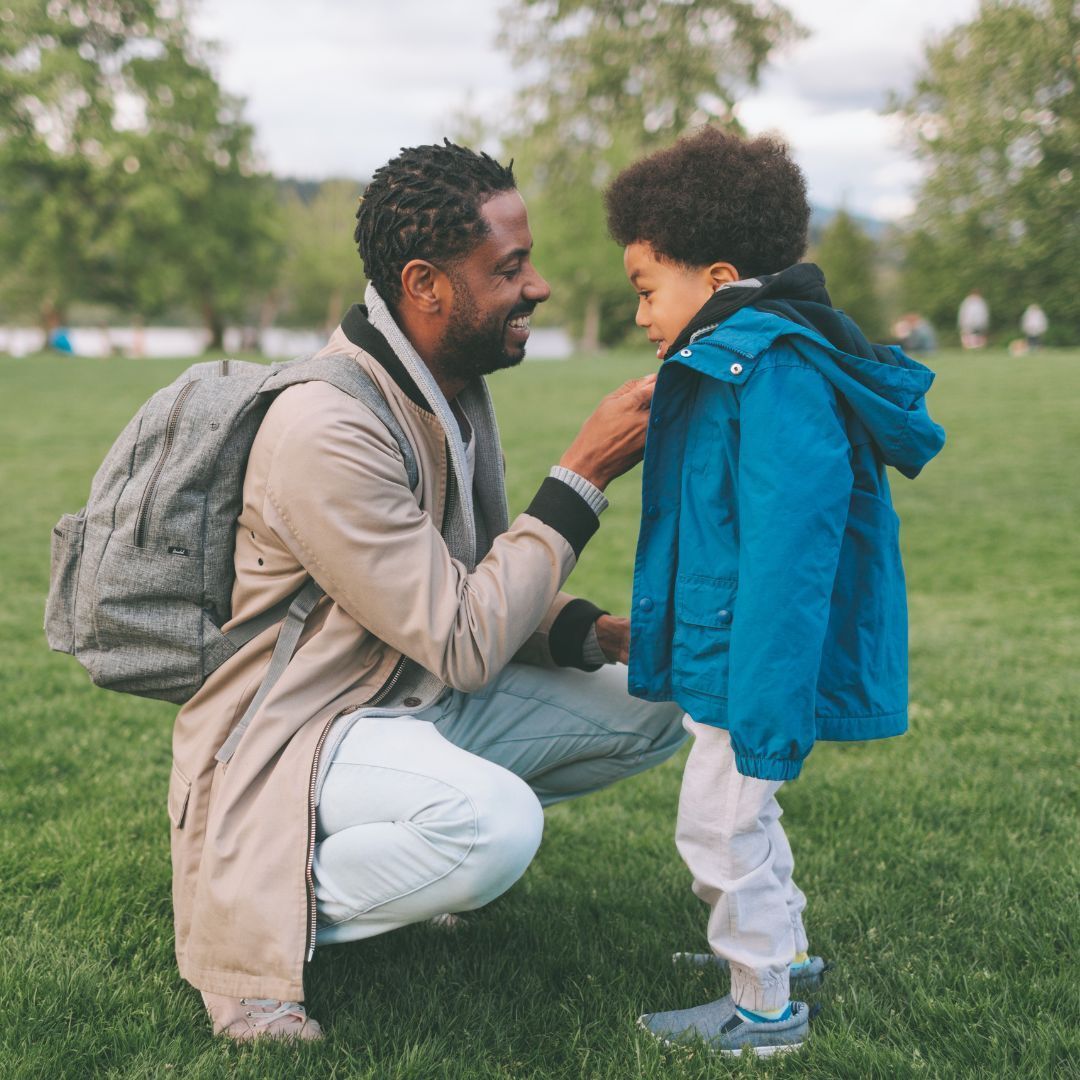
[623,242,737,360]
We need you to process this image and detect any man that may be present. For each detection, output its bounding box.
[170,141,685,1040]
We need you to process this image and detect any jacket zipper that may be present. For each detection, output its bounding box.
[305,441,454,961]
[303,652,408,961]
[134,380,198,547]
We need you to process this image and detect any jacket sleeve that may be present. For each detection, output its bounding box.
[727,360,853,780]
[262,396,600,693]
[512,592,609,671]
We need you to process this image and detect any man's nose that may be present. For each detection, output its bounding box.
[524,267,551,304]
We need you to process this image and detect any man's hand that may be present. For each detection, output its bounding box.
[594,614,631,665]
[559,374,657,490]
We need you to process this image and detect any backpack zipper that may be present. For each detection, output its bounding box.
[133,380,198,547]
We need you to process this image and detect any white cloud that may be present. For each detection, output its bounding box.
[190,0,979,219]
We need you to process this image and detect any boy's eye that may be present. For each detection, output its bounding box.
[638,290,651,300]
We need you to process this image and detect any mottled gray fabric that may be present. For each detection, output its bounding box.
[44,355,416,705]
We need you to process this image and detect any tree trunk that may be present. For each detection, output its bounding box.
[325,287,344,336]
[581,294,601,353]
[202,300,226,353]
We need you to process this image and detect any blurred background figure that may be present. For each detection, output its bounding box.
[958,291,989,349]
[47,327,74,355]
[892,313,937,354]
[1021,304,1048,350]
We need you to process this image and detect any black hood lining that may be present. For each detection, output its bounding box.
[340,304,432,413]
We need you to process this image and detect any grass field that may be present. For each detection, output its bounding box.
[1,347,1077,1079]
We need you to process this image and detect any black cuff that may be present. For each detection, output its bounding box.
[524,477,600,559]
[549,599,608,670]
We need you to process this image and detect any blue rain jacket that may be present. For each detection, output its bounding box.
[628,270,946,781]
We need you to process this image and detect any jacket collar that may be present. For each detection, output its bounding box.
[340,303,432,413]
[666,263,832,359]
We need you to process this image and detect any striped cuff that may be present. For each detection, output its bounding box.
[581,623,609,667]
[548,466,609,517]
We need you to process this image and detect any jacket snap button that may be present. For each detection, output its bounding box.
[403,696,422,708]
[717,609,732,625]
[638,597,654,612]
[679,348,693,357]
[730,362,743,375]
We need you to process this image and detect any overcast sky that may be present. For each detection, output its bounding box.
[191,0,978,222]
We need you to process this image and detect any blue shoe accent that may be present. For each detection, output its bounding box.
[736,1003,793,1024]
[638,995,810,1057]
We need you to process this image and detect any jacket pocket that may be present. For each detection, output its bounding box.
[672,574,737,699]
[44,510,87,654]
[168,762,192,829]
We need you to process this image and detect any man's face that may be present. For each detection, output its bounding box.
[623,241,716,361]
[434,191,551,382]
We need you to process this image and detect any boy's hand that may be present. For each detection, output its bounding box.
[595,614,631,664]
[559,374,657,490]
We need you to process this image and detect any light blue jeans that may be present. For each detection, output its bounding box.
[313,662,686,945]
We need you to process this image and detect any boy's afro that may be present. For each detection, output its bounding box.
[605,127,809,277]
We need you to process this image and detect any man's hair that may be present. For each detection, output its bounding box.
[355,140,517,307]
[604,127,809,277]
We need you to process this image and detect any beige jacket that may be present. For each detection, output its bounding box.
[170,303,603,1000]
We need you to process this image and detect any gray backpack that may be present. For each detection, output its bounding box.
[44,354,418,712]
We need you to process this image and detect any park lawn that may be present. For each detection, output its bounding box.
[0,347,1077,1079]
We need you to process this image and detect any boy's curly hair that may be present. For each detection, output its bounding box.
[355,140,516,307]
[604,127,809,277]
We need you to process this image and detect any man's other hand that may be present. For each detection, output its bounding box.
[595,614,631,665]
[559,374,657,490]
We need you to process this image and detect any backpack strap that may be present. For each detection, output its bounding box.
[215,579,325,764]
[214,355,420,764]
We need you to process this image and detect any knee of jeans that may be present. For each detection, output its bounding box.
[459,770,544,908]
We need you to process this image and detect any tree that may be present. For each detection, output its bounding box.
[490,0,804,348]
[0,0,280,346]
[814,210,885,340]
[895,0,1080,342]
[276,179,367,331]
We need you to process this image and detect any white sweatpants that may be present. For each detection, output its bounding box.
[313,661,686,946]
[675,717,809,1012]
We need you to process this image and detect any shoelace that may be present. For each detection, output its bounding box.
[240,998,307,1028]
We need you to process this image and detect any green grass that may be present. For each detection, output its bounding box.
[1,348,1078,1079]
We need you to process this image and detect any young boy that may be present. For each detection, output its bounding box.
[604,128,945,1057]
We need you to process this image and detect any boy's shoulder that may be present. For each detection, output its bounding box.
[674,306,835,385]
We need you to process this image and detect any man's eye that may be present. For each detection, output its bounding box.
[501,266,521,279]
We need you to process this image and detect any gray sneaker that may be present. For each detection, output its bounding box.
[672,951,829,991]
[638,994,809,1057]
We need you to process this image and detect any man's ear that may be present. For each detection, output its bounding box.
[708,262,740,291]
[400,259,451,315]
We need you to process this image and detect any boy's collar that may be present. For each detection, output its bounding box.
[664,263,831,360]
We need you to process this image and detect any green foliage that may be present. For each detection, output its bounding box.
[0,0,281,342]
[896,0,1080,342]
[813,209,886,340]
[276,179,366,330]
[490,0,805,347]
[1,347,1078,1075]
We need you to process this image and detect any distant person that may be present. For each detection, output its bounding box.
[958,290,989,348]
[893,313,936,353]
[604,127,946,1057]
[1021,304,1048,349]
[48,327,73,354]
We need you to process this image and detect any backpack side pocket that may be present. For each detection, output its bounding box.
[44,510,87,654]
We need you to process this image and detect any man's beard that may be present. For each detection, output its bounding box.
[433,275,530,383]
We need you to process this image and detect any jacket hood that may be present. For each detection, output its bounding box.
[675,264,946,479]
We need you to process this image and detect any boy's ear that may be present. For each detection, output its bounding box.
[708,262,740,291]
